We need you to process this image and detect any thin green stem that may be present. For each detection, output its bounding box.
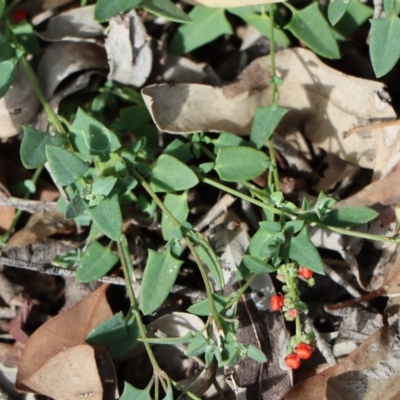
[224,274,257,310]
[285,270,302,342]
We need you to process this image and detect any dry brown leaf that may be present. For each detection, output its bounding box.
[16,285,112,392]
[0,158,15,233]
[6,210,74,249]
[20,344,103,400]
[105,11,152,87]
[0,63,40,139]
[142,48,396,177]
[37,41,108,98]
[182,0,283,8]
[282,326,400,400]
[36,5,104,41]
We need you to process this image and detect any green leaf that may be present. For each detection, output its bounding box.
[91,177,118,198]
[70,108,121,158]
[20,126,65,169]
[142,0,191,23]
[214,146,269,182]
[228,7,290,47]
[370,14,400,78]
[94,0,142,21]
[76,241,119,282]
[0,0,4,17]
[164,139,193,162]
[186,332,208,357]
[46,145,89,186]
[285,3,340,59]
[140,249,183,315]
[250,106,288,149]
[170,7,232,54]
[161,193,189,240]
[87,193,122,241]
[196,242,224,290]
[328,0,351,26]
[0,33,18,98]
[287,227,325,274]
[87,312,140,358]
[247,344,267,363]
[150,154,199,192]
[242,255,276,274]
[12,21,40,55]
[187,293,228,316]
[65,191,88,219]
[120,382,152,400]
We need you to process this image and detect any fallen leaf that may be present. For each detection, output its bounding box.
[282,326,400,400]
[0,158,15,233]
[105,11,152,87]
[16,285,112,392]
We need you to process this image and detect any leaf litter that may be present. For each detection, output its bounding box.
[1,2,400,400]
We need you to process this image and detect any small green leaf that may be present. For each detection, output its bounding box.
[212,132,248,153]
[285,220,304,235]
[94,0,142,21]
[164,139,193,162]
[370,14,400,78]
[328,0,351,26]
[170,7,232,54]
[196,242,224,290]
[65,191,88,220]
[46,145,89,186]
[186,332,208,357]
[287,227,325,274]
[120,382,152,400]
[242,255,276,274]
[248,228,280,260]
[140,249,183,315]
[0,33,18,98]
[187,293,228,316]
[76,241,119,282]
[91,177,118,198]
[87,193,122,241]
[161,193,189,240]
[20,126,65,169]
[150,154,199,193]
[285,3,340,59]
[214,146,269,182]
[86,312,127,345]
[250,106,288,149]
[108,313,140,358]
[70,108,121,158]
[142,0,191,23]
[247,344,267,363]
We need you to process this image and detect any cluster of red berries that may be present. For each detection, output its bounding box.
[284,343,314,369]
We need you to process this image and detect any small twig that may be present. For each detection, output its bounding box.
[0,195,56,213]
[343,118,399,138]
[324,263,363,299]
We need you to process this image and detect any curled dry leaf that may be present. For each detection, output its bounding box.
[16,285,112,394]
[142,47,396,177]
[37,41,108,98]
[36,5,104,41]
[282,326,400,400]
[181,0,284,8]
[0,63,40,139]
[105,11,152,87]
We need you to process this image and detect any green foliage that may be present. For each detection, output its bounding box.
[140,249,183,315]
[170,7,232,54]
[0,33,19,98]
[94,0,142,21]
[327,0,351,26]
[370,13,400,78]
[161,193,189,240]
[214,146,269,181]
[141,0,191,23]
[285,3,340,59]
[120,382,152,400]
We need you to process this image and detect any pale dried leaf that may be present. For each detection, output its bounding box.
[0,63,40,139]
[105,11,152,87]
[20,344,103,400]
[36,5,104,41]
[0,160,15,233]
[282,326,400,400]
[16,285,112,392]
[37,41,108,98]
[149,311,205,337]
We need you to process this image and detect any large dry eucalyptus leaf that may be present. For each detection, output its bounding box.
[0,63,40,139]
[36,5,104,41]
[182,0,284,8]
[142,48,396,176]
[19,344,103,400]
[282,326,400,400]
[37,41,108,98]
[16,285,112,392]
[105,11,152,87]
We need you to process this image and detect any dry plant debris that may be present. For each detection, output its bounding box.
[1,1,400,400]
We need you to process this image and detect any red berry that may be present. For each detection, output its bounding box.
[12,9,29,24]
[287,308,299,319]
[285,354,301,369]
[295,343,313,360]
[270,293,284,311]
[299,266,313,279]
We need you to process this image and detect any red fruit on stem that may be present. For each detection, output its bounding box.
[270,293,284,311]
[285,354,301,369]
[295,343,313,360]
[299,266,313,279]
[287,308,299,319]
[12,9,29,24]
